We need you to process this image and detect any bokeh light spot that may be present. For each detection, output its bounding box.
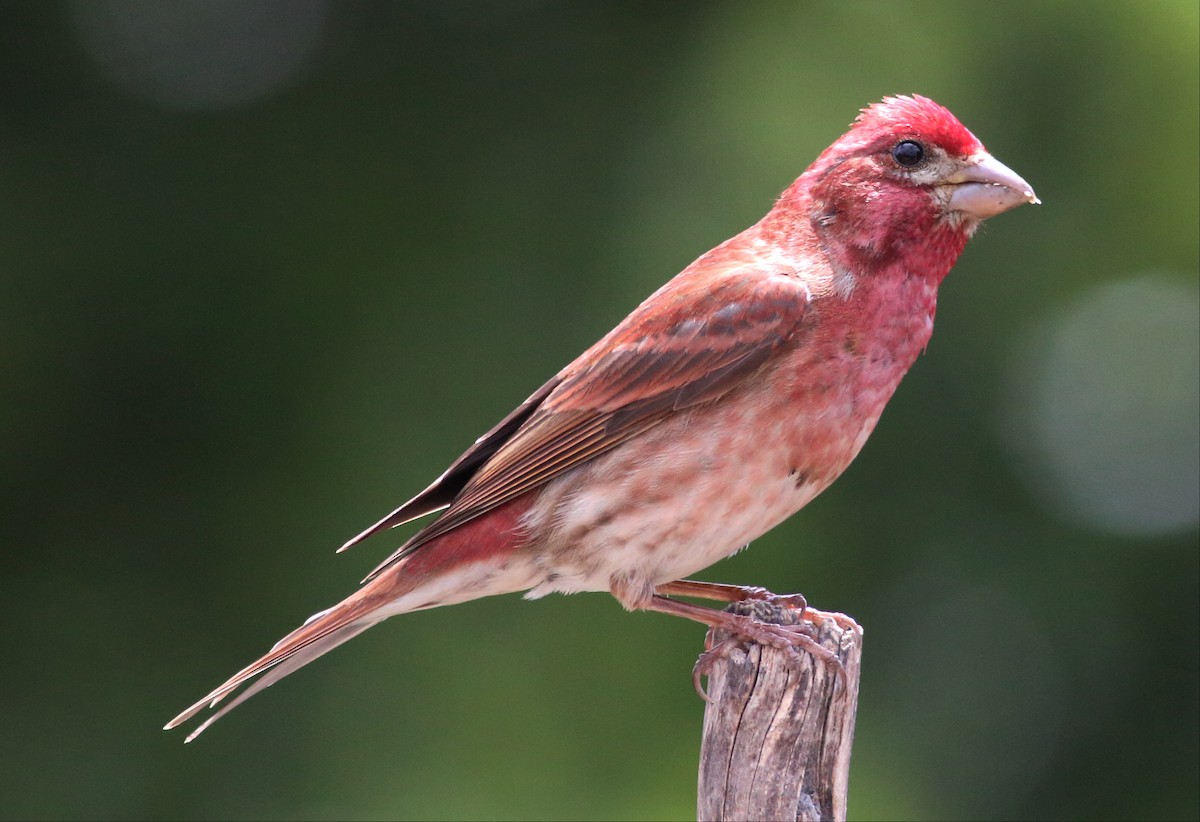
[70,0,328,110]
[1001,276,1200,536]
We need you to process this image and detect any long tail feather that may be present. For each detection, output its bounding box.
[169,496,534,741]
[165,595,386,741]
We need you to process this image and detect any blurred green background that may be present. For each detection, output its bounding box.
[2,1,1196,820]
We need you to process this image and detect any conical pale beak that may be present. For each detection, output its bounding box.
[946,153,1039,220]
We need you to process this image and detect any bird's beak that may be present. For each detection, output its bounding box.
[944,153,1039,220]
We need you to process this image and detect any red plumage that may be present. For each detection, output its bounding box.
[167,95,1036,741]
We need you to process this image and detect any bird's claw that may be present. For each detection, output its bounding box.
[690,612,847,701]
[693,635,724,701]
[804,607,859,633]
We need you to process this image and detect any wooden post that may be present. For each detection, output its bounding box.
[696,600,863,822]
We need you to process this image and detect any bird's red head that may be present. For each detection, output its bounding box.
[780,94,1037,280]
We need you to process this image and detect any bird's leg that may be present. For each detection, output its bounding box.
[656,578,807,611]
[653,580,808,686]
[656,578,859,631]
[644,593,846,700]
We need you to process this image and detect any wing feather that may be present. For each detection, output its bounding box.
[338,377,561,552]
[361,267,812,580]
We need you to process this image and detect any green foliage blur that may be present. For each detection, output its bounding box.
[2,2,1196,820]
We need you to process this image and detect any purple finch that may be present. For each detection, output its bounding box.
[168,94,1037,741]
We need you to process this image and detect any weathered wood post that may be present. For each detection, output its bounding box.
[696,600,863,822]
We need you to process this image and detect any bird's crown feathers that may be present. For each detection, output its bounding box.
[850,94,981,158]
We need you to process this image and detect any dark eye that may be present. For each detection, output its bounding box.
[891,140,925,167]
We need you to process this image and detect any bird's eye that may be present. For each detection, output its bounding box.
[891,140,925,167]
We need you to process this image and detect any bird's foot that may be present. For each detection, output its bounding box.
[645,591,850,700]
[690,613,843,700]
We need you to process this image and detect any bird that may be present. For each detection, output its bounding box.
[166,94,1037,741]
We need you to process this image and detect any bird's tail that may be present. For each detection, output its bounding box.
[167,496,536,741]
[164,587,390,743]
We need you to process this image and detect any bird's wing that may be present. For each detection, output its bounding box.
[338,378,562,552]
[363,265,812,580]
